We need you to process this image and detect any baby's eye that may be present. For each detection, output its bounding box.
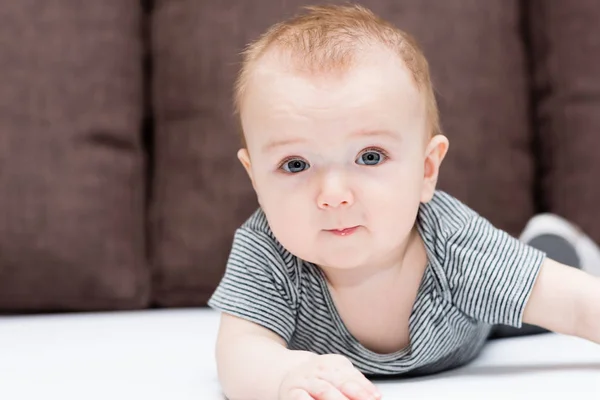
[281,158,310,173]
[356,149,387,166]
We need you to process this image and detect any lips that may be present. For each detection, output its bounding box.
[326,226,359,236]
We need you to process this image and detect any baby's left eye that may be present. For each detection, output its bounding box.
[356,149,386,166]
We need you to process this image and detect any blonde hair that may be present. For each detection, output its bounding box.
[234,3,441,138]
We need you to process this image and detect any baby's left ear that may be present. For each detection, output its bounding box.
[421,135,449,203]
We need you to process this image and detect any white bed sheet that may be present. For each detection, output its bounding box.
[0,309,598,400]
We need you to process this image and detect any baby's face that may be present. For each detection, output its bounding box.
[238,48,442,271]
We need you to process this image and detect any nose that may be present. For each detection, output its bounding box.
[316,170,354,210]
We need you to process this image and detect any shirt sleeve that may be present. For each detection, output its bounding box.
[208,227,298,343]
[444,215,546,327]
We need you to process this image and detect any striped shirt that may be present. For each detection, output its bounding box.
[208,190,545,376]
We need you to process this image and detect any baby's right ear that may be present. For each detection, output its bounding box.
[237,148,256,189]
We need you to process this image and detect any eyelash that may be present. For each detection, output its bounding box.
[277,155,305,170]
[359,146,389,160]
[276,146,390,173]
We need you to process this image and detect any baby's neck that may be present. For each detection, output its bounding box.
[321,226,426,291]
[321,226,429,354]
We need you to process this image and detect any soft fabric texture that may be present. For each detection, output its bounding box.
[0,1,149,311]
[528,0,600,244]
[149,0,537,307]
[209,191,545,376]
[1,309,599,399]
[149,0,260,306]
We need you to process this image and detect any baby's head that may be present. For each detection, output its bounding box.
[235,4,449,271]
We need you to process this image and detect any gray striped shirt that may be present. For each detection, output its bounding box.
[208,191,545,376]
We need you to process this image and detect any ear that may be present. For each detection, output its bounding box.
[421,135,449,203]
[237,148,256,189]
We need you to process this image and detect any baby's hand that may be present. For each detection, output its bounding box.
[279,354,382,400]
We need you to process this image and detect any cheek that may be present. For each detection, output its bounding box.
[359,160,423,201]
[252,172,314,242]
[261,195,315,260]
[358,163,423,230]
[254,170,309,208]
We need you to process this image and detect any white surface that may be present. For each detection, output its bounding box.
[1,308,599,399]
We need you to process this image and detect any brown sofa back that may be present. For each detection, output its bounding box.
[1,1,599,312]
[0,1,149,312]
[528,0,600,242]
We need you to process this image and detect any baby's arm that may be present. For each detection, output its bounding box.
[215,313,380,400]
[523,258,600,343]
[215,313,314,400]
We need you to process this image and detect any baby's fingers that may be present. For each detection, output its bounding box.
[338,380,380,400]
[307,379,351,400]
[288,388,316,400]
[318,370,380,400]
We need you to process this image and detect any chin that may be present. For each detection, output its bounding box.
[315,252,369,270]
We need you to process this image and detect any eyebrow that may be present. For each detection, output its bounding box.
[262,137,307,152]
[261,129,399,152]
[350,129,400,140]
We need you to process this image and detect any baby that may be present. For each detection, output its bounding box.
[208,4,600,400]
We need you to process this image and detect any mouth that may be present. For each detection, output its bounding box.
[326,226,360,236]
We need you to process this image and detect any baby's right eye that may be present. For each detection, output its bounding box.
[280,158,310,174]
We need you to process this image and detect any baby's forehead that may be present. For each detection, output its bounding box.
[254,42,408,79]
[238,45,427,142]
[247,50,418,106]
[243,70,426,142]
[245,70,421,126]
[248,50,350,89]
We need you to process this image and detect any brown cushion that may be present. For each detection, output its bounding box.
[149,0,535,306]
[150,1,260,307]
[0,1,149,311]
[528,0,600,243]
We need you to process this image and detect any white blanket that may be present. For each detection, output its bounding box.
[1,309,598,399]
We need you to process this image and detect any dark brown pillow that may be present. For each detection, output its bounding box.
[149,0,536,306]
[149,0,260,307]
[0,1,149,311]
[528,0,600,243]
